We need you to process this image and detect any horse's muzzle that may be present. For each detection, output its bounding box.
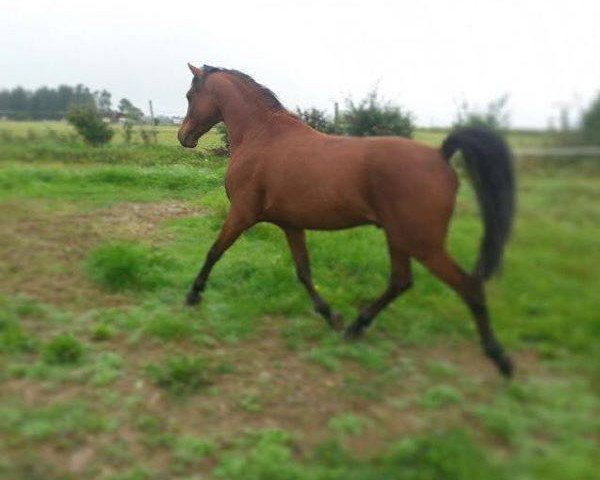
[177,127,198,148]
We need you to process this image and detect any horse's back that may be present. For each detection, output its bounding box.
[252,130,457,237]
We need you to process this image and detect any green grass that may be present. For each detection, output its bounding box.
[0,119,222,148]
[212,428,506,480]
[85,242,174,291]
[0,124,598,479]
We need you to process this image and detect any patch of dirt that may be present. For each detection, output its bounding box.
[0,200,202,307]
[102,322,546,456]
[0,314,554,477]
[75,201,201,242]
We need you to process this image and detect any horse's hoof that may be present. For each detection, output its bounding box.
[329,312,345,331]
[185,292,201,306]
[344,324,364,341]
[497,355,515,379]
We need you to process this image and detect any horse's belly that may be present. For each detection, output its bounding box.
[261,198,377,230]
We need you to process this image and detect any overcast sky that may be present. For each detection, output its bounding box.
[2,0,599,127]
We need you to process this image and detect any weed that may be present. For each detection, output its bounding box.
[379,429,505,480]
[421,385,463,409]
[90,323,116,341]
[327,413,366,435]
[0,400,111,446]
[0,319,37,354]
[87,352,124,386]
[42,334,84,365]
[85,242,173,291]
[173,436,216,470]
[105,468,153,480]
[146,355,213,394]
[239,392,263,413]
[427,360,459,378]
[143,313,194,342]
[214,429,300,480]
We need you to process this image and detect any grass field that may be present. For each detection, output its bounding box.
[0,121,598,479]
[0,119,576,149]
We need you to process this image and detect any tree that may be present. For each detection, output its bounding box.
[453,95,510,131]
[118,98,144,121]
[7,87,29,120]
[295,107,335,133]
[95,90,112,117]
[341,89,414,138]
[67,105,114,146]
[581,92,600,145]
[73,84,95,107]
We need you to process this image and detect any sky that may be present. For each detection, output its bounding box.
[1,0,599,128]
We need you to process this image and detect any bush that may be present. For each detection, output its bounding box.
[85,242,171,292]
[341,89,414,137]
[581,92,600,144]
[43,334,84,364]
[139,127,157,145]
[146,355,213,394]
[295,107,335,133]
[210,122,230,156]
[67,105,114,146]
[122,119,134,144]
[453,95,510,131]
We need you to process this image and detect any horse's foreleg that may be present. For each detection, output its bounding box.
[283,228,344,331]
[185,210,253,306]
[419,251,514,378]
[345,236,412,339]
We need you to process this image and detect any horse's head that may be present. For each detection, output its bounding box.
[178,63,223,148]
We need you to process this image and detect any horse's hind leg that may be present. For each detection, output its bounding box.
[283,228,344,331]
[345,232,413,339]
[419,251,514,377]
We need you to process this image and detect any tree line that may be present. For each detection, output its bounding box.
[0,85,144,121]
[3,83,598,146]
[0,85,97,120]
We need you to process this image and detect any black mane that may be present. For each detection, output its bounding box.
[200,65,285,111]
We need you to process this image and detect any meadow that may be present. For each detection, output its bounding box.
[0,120,598,479]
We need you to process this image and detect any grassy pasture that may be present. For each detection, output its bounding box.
[0,121,598,479]
[0,119,573,149]
[0,120,220,148]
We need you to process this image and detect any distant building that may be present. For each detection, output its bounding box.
[154,115,183,125]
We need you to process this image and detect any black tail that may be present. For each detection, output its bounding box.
[441,127,515,280]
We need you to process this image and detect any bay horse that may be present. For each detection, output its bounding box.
[178,64,515,377]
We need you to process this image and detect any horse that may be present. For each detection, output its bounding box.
[178,63,516,377]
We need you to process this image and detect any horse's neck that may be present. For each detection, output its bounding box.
[215,78,292,151]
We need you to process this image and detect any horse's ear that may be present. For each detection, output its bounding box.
[187,63,202,77]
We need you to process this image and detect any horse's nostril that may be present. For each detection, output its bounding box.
[178,130,197,148]
[178,128,191,147]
